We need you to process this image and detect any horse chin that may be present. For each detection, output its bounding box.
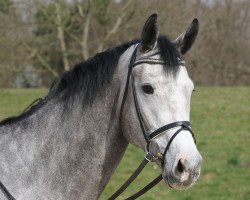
[162,171,200,190]
[164,179,194,190]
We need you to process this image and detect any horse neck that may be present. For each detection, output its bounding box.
[0,75,128,199]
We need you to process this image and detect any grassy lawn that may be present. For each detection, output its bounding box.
[0,87,249,200]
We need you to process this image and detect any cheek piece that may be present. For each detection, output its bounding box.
[109,46,196,200]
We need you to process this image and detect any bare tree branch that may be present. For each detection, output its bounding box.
[55,2,70,71]
[98,0,133,52]
[22,42,59,77]
[77,0,91,60]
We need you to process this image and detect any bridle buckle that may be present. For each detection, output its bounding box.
[144,152,154,162]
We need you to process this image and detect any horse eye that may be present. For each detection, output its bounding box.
[142,84,154,94]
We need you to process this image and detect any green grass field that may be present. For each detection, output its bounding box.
[0,87,249,200]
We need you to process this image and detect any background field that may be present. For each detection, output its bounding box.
[0,87,249,200]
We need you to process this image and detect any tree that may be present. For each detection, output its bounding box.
[0,0,249,87]
[0,0,12,13]
[24,0,135,82]
[0,0,31,87]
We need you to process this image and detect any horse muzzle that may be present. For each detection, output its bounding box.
[150,141,202,189]
[163,153,202,190]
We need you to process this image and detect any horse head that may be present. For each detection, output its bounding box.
[121,14,202,190]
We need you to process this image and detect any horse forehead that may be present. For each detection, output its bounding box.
[133,64,165,80]
[134,65,191,86]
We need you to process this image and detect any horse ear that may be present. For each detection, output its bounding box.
[174,18,199,55]
[140,13,159,52]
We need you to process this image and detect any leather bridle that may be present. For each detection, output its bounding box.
[108,45,196,200]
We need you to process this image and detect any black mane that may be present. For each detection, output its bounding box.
[158,35,182,75]
[0,36,181,126]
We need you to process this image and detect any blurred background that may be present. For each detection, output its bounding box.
[0,0,249,199]
[0,0,249,87]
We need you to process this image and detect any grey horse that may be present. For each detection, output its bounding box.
[0,14,202,199]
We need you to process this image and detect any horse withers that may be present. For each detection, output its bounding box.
[0,14,202,199]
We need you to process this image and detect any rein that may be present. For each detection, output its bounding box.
[108,46,196,200]
[0,181,15,200]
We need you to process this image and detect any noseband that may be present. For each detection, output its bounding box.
[108,46,196,200]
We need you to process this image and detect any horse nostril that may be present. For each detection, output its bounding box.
[173,158,190,182]
[177,159,185,173]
